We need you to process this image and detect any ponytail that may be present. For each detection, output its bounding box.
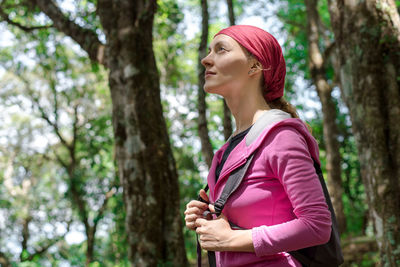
[266,96,312,132]
[266,97,299,119]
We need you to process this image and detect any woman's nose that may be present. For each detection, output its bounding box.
[201,53,213,67]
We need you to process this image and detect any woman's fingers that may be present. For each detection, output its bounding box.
[184,206,205,216]
[186,200,208,210]
[185,213,200,223]
[185,212,200,230]
[184,193,210,231]
[199,189,209,203]
[184,204,208,230]
[195,218,207,233]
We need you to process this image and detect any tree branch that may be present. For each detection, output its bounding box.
[279,16,307,31]
[26,220,72,261]
[29,0,106,65]
[18,76,71,150]
[71,103,79,159]
[0,7,52,32]
[54,151,69,170]
[93,186,116,227]
[36,97,71,149]
[49,79,59,130]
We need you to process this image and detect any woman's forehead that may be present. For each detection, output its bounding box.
[209,34,238,48]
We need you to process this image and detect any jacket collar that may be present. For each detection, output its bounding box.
[210,109,291,197]
[208,110,321,201]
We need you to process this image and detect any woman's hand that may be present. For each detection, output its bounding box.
[184,189,209,230]
[196,205,255,252]
[195,204,234,251]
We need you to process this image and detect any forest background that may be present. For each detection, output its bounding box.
[0,0,399,266]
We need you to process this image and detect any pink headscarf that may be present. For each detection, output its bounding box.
[215,25,286,102]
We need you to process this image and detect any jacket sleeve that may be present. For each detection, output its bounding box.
[251,126,332,257]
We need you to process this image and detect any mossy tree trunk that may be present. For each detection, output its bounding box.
[97,1,188,265]
[328,0,400,264]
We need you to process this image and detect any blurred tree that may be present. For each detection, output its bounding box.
[304,0,346,233]
[0,114,72,266]
[197,0,214,168]
[222,0,235,141]
[0,32,117,265]
[328,0,400,264]
[0,0,188,265]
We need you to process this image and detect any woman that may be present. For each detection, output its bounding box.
[184,25,332,267]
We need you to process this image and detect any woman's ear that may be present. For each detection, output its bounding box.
[248,61,263,75]
[254,61,263,71]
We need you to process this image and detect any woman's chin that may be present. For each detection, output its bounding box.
[204,84,221,95]
[203,85,214,94]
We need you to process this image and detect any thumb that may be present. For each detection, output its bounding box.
[199,189,209,203]
[209,204,215,213]
[209,205,228,220]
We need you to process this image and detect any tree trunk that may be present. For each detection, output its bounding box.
[223,0,235,140]
[86,228,95,266]
[198,0,214,168]
[20,216,32,261]
[226,0,236,25]
[328,0,400,264]
[304,0,347,234]
[223,101,233,140]
[0,252,11,267]
[97,1,188,266]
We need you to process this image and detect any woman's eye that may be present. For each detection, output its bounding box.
[218,47,226,52]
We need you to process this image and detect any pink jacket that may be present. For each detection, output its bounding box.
[207,110,332,267]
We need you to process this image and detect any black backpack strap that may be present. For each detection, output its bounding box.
[213,153,256,215]
[197,153,256,267]
[288,158,344,267]
[197,184,209,267]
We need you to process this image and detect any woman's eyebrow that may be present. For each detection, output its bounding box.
[208,41,228,52]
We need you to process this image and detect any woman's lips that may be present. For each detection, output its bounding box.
[205,71,216,78]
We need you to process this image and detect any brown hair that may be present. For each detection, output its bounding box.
[243,48,313,132]
[243,48,299,119]
[266,96,299,119]
[266,90,312,132]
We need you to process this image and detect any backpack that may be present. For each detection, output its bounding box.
[196,119,344,267]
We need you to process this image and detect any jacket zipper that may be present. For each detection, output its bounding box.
[213,157,247,200]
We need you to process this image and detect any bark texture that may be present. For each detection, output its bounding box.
[304,0,347,234]
[198,0,214,168]
[328,0,400,264]
[97,1,188,266]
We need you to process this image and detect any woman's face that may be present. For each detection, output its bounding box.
[201,34,253,97]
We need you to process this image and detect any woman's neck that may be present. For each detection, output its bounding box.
[225,90,271,135]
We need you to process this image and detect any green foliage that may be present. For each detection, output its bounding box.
[0,14,118,264]
[154,0,185,88]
